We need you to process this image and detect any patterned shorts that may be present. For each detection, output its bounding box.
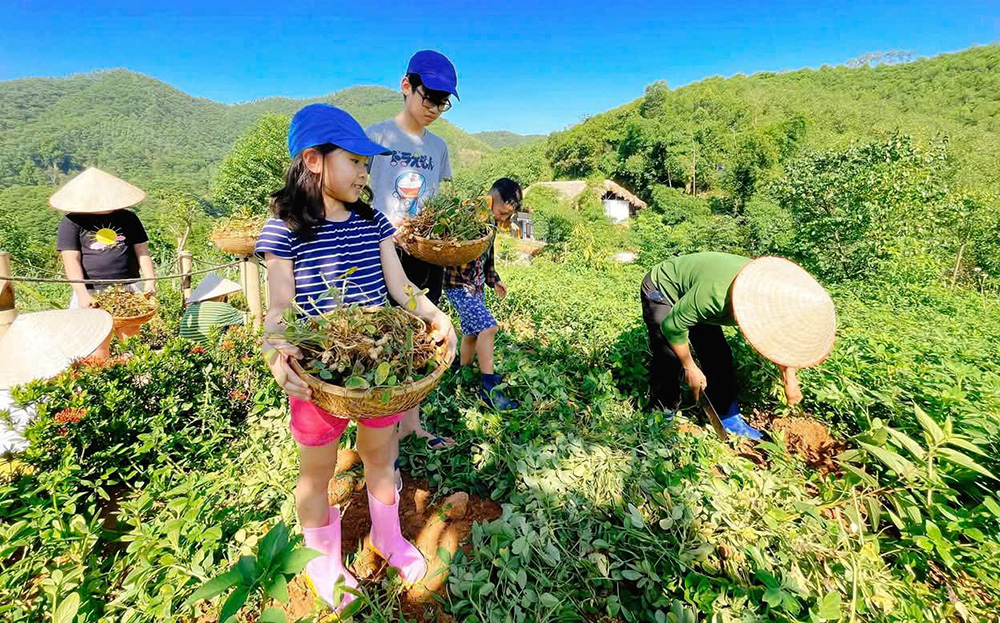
[444,286,498,336]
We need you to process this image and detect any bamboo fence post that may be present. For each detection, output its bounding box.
[0,252,16,338]
[178,251,193,305]
[243,256,263,329]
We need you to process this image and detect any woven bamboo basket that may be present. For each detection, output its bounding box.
[288,316,454,419]
[111,305,157,329]
[404,231,495,267]
[110,304,157,339]
[211,232,258,257]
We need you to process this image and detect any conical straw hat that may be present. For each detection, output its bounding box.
[0,309,113,389]
[731,257,837,368]
[49,167,146,213]
[189,274,242,304]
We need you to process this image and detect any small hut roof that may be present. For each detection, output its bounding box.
[530,180,647,210]
[601,180,647,210]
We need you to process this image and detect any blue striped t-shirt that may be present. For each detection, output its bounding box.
[255,211,395,316]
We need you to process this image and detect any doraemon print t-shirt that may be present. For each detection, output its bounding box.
[365,118,452,226]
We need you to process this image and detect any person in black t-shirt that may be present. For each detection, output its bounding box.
[50,168,156,309]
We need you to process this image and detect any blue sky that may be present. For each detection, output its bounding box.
[1,1,997,135]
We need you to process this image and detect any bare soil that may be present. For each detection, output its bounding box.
[273,458,502,623]
[679,408,847,474]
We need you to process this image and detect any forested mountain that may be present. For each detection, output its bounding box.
[545,45,1000,201]
[0,69,491,194]
[473,130,546,149]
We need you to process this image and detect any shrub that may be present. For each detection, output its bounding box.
[524,186,581,255]
[769,134,950,282]
[634,210,745,268]
[740,197,794,257]
[211,114,290,216]
[649,185,710,225]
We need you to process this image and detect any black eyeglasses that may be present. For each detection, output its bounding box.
[414,86,452,113]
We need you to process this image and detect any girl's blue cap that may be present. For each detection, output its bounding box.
[287,104,390,158]
[407,50,460,100]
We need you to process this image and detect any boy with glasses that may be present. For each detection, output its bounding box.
[367,50,458,454]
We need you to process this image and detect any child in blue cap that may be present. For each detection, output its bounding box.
[257,103,457,613]
[367,50,459,456]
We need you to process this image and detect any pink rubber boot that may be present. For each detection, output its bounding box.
[367,488,426,584]
[302,506,358,612]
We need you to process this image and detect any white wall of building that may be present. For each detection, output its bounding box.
[603,199,630,224]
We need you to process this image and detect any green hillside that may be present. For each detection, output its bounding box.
[473,130,546,149]
[544,45,1000,200]
[0,70,491,195]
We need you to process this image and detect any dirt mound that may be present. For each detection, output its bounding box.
[770,416,847,474]
[276,462,502,622]
[745,409,846,474]
[684,408,846,474]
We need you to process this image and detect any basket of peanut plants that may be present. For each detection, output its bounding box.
[397,195,496,266]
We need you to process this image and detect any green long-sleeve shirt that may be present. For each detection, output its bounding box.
[648,252,751,345]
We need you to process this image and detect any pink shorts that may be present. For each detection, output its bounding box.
[288,397,404,447]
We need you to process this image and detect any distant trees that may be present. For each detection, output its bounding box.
[769,134,950,281]
[211,114,290,216]
[451,142,552,198]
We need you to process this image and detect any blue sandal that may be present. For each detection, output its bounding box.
[426,436,449,450]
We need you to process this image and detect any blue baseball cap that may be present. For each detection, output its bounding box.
[287,104,390,158]
[406,50,460,100]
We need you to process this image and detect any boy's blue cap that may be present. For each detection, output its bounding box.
[287,104,390,158]
[406,50,460,100]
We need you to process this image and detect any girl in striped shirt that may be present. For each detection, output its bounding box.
[257,104,457,612]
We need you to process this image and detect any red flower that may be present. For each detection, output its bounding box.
[70,355,105,371]
[54,408,86,425]
[229,390,248,401]
[189,346,206,355]
[220,340,234,351]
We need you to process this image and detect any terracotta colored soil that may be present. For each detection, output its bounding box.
[683,408,846,474]
[272,457,502,623]
[770,416,847,474]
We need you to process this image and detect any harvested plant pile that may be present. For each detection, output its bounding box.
[211,211,268,238]
[92,286,155,318]
[275,304,438,390]
[398,195,494,243]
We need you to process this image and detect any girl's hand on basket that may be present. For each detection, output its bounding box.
[393,231,410,253]
[494,281,507,300]
[429,312,458,363]
[264,339,311,400]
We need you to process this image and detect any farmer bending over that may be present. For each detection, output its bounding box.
[179,274,245,345]
[641,252,836,439]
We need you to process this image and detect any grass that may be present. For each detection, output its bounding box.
[2,239,999,622]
